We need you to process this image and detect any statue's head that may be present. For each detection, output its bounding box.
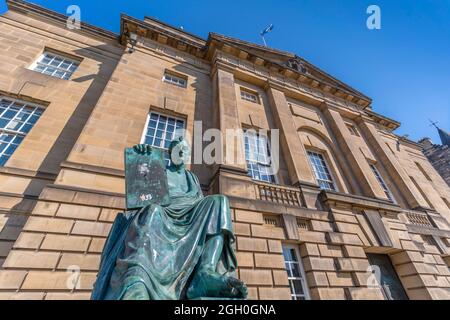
[168,137,191,167]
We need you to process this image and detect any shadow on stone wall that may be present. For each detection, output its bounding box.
[0,44,123,268]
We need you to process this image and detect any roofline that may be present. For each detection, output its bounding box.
[144,15,206,43]
[7,1,376,112]
[121,13,206,49]
[295,55,372,103]
[396,134,424,149]
[6,0,119,41]
[365,109,401,131]
[209,32,296,58]
[208,33,371,103]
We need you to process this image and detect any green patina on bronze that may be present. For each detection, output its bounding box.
[91,138,248,300]
[125,146,169,209]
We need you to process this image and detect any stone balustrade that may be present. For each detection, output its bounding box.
[255,182,304,208]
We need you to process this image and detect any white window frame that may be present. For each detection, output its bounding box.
[307,150,337,191]
[370,163,395,203]
[0,96,44,166]
[244,129,277,184]
[162,72,187,88]
[282,244,310,300]
[240,89,259,104]
[30,51,80,80]
[140,111,186,166]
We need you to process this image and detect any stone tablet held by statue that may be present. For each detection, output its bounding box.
[125,147,170,209]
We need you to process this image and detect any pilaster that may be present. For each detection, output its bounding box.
[321,105,386,200]
[265,82,316,186]
[357,118,422,209]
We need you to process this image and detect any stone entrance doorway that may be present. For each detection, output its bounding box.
[367,253,409,300]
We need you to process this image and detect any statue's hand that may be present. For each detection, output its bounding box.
[133,144,153,155]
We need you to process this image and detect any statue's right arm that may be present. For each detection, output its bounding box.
[133,144,153,155]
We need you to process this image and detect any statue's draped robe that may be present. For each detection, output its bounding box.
[91,170,237,300]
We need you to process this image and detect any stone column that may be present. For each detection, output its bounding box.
[321,105,386,199]
[357,118,422,209]
[265,82,316,186]
[212,63,248,174]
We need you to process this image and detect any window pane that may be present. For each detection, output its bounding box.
[0,155,8,166]
[244,130,275,183]
[290,264,301,278]
[282,246,310,300]
[60,61,71,70]
[292,280,305,295]
[142,112,186,162]
[241,90,259,103]
[163,72,187,88]
[370,164,394,202]
[0,119,8,129]
[0,98,44,167]
[307,151,336,191]
[141,112,186,166]
[283,247,294,261]
[32,52,79,80]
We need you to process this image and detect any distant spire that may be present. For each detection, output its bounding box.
[430,119,450,147]
[438,127,450,147]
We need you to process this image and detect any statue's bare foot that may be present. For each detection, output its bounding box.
[226,277,248,299]
[187,269,248,300]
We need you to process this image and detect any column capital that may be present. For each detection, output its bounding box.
[211,60,236,79]
[264,80,286,93]
[354,114,375,125]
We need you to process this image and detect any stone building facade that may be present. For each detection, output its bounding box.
[0,0,449,300]
[419,128,450,187]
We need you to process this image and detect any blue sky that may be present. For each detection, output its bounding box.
[1,0,449,143]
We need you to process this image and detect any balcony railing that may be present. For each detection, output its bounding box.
[255,182,304,208]
[406,212,433,227]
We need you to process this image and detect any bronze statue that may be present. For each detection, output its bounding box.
[91,138,248,300]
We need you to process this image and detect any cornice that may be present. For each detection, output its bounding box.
[320,190,403,213]
[120,14,206,59]
[214,52,355,109]
[144,16,206,46]
[209,34,372,102]
[264,79,288,93]
[8,1,402,130]
[320,101,363,119]
[6,0,119,41]
[119,13,373,112]
[365,109,401,131]
[208,32,296,59]
[210,59,237,79]
[207,38,372,109]
[395,134,423,149]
